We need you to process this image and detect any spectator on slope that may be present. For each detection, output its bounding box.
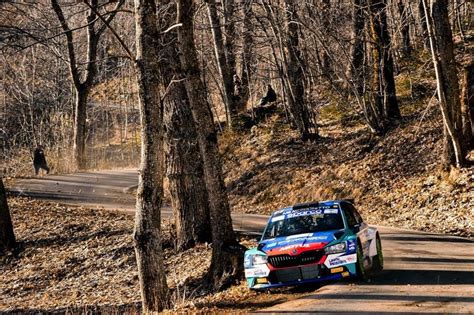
[258,84,277,107]
[33,145,50,176]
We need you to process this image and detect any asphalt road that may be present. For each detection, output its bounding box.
[8,169,474,314]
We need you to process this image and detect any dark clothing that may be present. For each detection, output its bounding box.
[34,163,50,175]
[33,148,49,175]
[258,85,277,106]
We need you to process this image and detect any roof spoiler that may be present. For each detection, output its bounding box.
[293,201,319,210]
[342,198,356,205]
[292,199,356,209]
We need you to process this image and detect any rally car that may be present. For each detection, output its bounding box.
[244,200,383,289]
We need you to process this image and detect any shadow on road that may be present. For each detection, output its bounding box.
[370,269,474,285]
[382,235,473,244]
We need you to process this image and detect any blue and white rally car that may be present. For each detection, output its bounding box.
[244,200,383,289]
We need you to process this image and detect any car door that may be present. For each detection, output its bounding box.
[342,203,370,258]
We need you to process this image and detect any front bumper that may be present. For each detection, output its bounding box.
[246,260,357,289]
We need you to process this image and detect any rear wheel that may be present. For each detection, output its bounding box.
[371,234,384,273]
[356,241,368,281]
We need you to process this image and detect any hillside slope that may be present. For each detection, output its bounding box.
[221,105,473,237]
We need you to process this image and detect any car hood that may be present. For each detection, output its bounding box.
[258,230,344,255]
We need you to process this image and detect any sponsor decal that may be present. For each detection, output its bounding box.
[347,239,356,252]
[330,267,344,274]
[279,243,311,251]
[306,235,332,241]
[324,253,357,268]
[261,234,332,251]
[271,215,285,222]
[286,233,312,240]
[245,264,270,278]
[286,209,323,219]
[324,209,338,214]
[256,278,268,284]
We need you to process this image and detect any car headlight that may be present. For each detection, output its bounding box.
[244,254,268,268]
[325,242,347,254]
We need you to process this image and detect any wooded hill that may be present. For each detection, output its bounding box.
[1,0,473,312]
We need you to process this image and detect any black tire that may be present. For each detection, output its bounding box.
[356,240,368,281]
[371,234,384,273]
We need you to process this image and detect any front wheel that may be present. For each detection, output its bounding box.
[371,234,384,273]
[355,241,368,281]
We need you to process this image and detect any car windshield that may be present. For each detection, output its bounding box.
[263,208,344,240]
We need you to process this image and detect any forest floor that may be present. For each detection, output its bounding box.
[0,198,309,313]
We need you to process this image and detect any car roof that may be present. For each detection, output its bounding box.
[272,199,354,216]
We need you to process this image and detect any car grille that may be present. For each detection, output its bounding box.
[268,250,324,268]
[270,265,321,283]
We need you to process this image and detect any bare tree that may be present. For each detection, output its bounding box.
[0,177,15,254]
[347,0,366,93]
[176,0,243,289]
[51,0,124,170]
[422,0,466,167]
[239,0,254,111]
[206,0,238,126]
[398,0,412,56]
[461,61,474,149]
[133,0,169,311]
[367,0,401,131]
[157,0,212,251]
[261,0,314,140]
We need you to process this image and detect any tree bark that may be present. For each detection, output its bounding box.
[347,0,366,94]
[283,0,313,140]
[133,0,169,311]
[73,87,88,170]
[0,178,16,255]
[158,0,212,251]
[418,0,430,50]
[239,0,253,112]
[423,0,466,167]
[176,0,243,290]
[461,62,474,149]
[206,0,237,126]
[398,0,412,56]
[368,0,401,130]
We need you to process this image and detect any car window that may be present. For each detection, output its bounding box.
[263,209,344,240]
[341,204,358,227]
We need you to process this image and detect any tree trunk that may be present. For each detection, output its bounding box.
[206,0,237,126]
[158,0,211,251]
[239,0,253,112]
[368,0,401,129]
[418,0,430,50]
[423,0,466,167]
[398,0,412,56]
[133,0,169,311]
[177,0,243,290]
[283,0,313,140]
[347,0,366,94]
[461,62,474,149]
[73,87,88,170]
[321,0,332,75]
[0,178,16,255]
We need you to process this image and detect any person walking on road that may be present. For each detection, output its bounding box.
[33,145,50,176]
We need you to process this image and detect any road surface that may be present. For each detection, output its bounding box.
[8,169,474,314]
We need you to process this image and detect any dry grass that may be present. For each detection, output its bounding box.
[1,198,308,313]
[221,101,473,237]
